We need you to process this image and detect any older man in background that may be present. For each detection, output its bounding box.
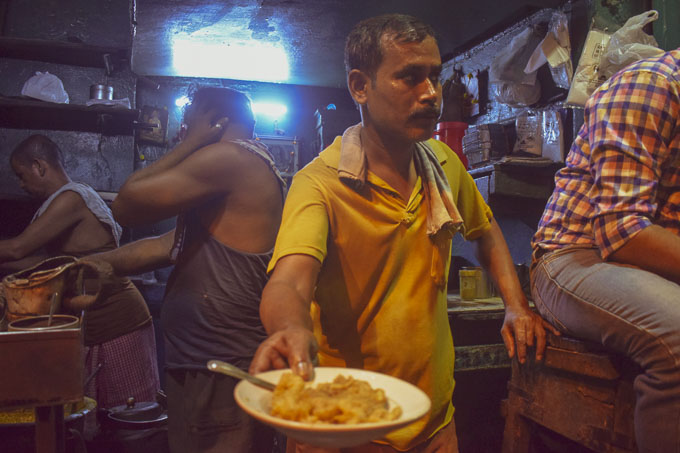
[0,134,160,413]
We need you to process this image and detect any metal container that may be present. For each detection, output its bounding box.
[90,84,114,100]
[2,256,75,322]
[459,269,477,301]
[8,314,80,332]
[459,267,494,300]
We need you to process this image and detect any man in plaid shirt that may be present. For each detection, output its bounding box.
[531,48,680,452]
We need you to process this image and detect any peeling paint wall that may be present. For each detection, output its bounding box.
[0,0,135,199]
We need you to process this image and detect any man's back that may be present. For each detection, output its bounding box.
[45,190,117,256]
[193,139,284,254]
[162,138,285,371]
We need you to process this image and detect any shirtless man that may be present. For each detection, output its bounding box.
[0,134,160,411]
[89,86,286,453]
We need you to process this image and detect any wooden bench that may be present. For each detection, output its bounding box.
[501,335,639,453]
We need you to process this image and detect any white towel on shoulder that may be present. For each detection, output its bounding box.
[32,182,122,246]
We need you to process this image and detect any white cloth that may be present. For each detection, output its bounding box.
[32,182,122,246]
[337,123,463,238]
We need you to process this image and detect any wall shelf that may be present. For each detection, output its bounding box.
[0,36,128,70]
[0,97,139,135]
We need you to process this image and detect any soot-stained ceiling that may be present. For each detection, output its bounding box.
[132,0,566,88]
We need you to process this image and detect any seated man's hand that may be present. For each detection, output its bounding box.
[249,327,318,381]
[501,304,561,364]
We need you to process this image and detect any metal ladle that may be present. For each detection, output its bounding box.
[207,360,276,391]
[46,292,59,327]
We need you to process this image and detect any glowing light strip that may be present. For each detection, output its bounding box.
[172,36,289,82]
[252,102,287,118]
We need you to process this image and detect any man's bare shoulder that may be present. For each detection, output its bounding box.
[191,140,271,175]
[45,190,88,215]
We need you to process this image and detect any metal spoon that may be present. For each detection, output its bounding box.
[47,292,59,327]
[207,360,276,391]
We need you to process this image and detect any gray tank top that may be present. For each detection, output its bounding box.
[162,215,272,371]
[162,139,285,371]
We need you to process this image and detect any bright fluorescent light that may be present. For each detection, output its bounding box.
[175,96,191,108]
[172,36,289,82]
[252,102,288,118]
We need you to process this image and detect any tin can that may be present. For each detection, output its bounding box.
[459,269,477,300]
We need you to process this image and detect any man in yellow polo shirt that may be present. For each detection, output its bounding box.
[250,13,556,453]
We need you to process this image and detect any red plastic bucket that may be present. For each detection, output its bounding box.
[433,121,469,169]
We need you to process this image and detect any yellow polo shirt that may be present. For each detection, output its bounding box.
[269,136,492,450]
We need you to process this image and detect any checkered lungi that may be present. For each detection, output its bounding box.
[84,322,160,409]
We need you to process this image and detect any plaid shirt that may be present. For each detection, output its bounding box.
[533,49,680,260]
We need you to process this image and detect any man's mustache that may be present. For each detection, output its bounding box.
[409,108,441,119]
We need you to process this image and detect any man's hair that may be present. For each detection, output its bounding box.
[187,87,256,136]
[10,134,64,168]
[344,13,437,79]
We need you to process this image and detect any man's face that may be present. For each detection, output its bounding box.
[364,35,443,144]
[11,159,45,198]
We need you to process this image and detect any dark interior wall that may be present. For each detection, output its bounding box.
[0,60,136,197]
[2,0,133,46]
[0,0,135,199]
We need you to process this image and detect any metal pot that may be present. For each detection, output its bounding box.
[102,397,168,430]
[2,256,76,322]
[8,314,80,331]
[96,395,170,453]
[2,256,102,323]
[90,84,114,100]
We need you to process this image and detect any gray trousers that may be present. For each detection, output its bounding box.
[166,369,275,453]
[531,246,680,453]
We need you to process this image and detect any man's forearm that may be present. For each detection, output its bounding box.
[120,137,202,190]
[474,219,528,309]
[0,238,30,262]
[260,280,314,335]
[610,224,680,284]
[88,231,174,276]
[112,138,203,224]
[0,253,47,274]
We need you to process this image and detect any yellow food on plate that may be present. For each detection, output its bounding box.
[270,372,403,424]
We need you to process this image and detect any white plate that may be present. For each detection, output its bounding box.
[234,367,431,449]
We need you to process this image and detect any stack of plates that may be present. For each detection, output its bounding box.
[462,124,510,167]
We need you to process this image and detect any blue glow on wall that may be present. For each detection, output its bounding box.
[172,35,289,82]
[252,102,288,119]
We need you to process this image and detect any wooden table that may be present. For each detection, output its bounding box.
[0,328,84,453]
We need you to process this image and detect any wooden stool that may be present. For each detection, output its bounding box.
[501,335,639,453]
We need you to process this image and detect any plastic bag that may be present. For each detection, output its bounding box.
[542,110,564,162]
[565,27,611,107]
[598,10,664,81]
[489,27,543,107]
[21,71,69,104]
[490,80,541,108]
[524,11,573,89]
[513,110,542,157]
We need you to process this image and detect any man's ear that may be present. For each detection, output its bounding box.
[213,116,229,128]
[347,69,370,106]
[32,159,47,177]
